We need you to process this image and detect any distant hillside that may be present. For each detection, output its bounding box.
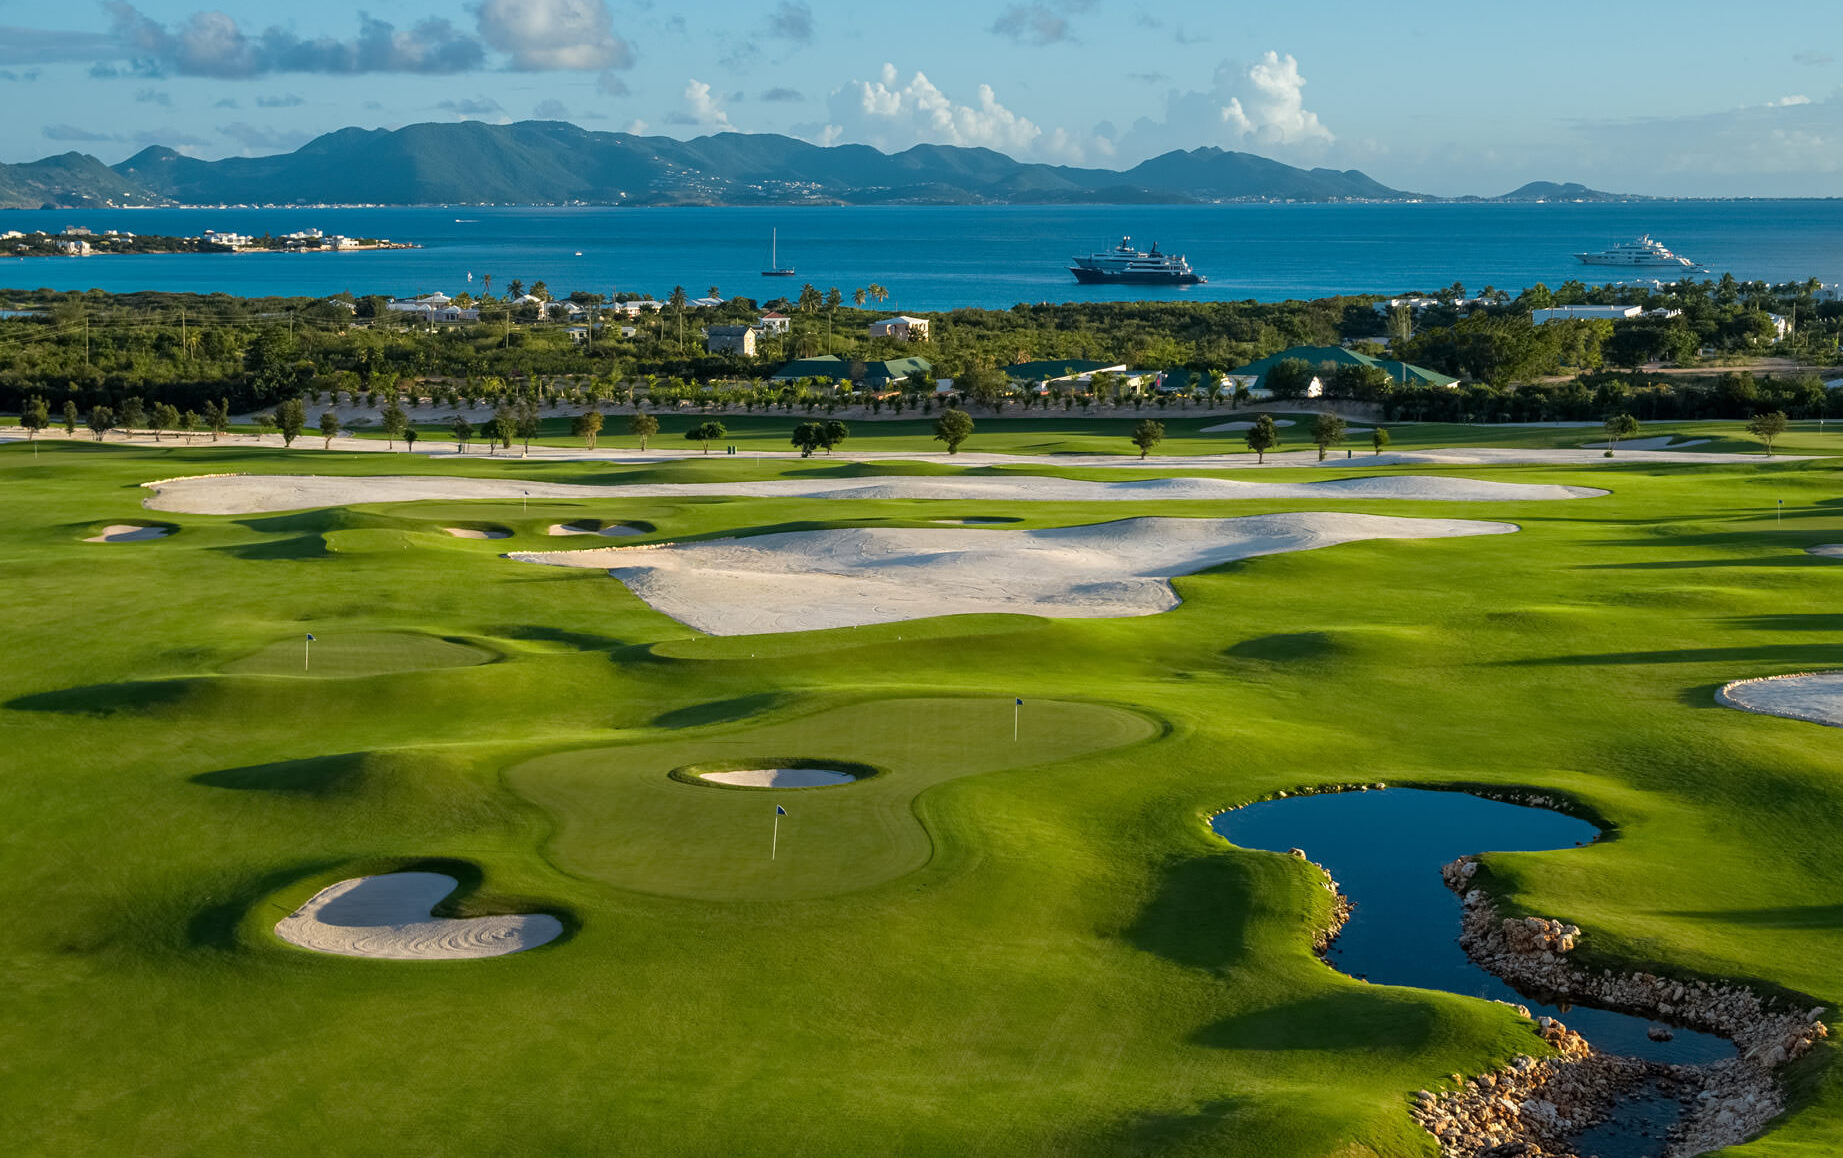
[0,121,1639,209]
[0,151,168,209]
[1493,181,1648,203]
[106,123,1426,206]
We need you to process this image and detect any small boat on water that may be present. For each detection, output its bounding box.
[762,228,796,277]
[1069,237,1204,285]
[1575,235,1699,269]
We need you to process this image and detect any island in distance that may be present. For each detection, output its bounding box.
[1,119,1644,209]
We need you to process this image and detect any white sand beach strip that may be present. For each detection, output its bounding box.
[509,513,1516,635]
[1717,673,1843,729]
[273,872,563,960]
[143,472,1604,515]
[547,522,644,537]
[84,524,171,542]
[701,768,856,787]
[443,527,511,539]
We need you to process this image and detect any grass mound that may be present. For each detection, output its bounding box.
[222,632,495,678]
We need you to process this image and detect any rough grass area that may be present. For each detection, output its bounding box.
[2,439,1841,1156]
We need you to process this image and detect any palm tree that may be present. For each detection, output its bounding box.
[853,287,867,308]
[482,274,493,298]
[868,284,888,306]
[669,285,688,353]
[708,285,721,302]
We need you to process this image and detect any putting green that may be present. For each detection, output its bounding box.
[507,696,1157,900]
[222,631,496,678]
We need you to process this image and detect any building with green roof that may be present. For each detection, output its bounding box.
[1000,359,1125,382]
[1229,346,1458,394]
[771,355,934,385]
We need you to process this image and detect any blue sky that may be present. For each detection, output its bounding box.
[2,0,1839,195]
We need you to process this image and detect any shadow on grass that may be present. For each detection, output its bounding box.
[1506,645,1843,668]
[492,625,629,651]
[210,534,328,560]
[5,678,199,715]
[1221,632,1343,664]
[1121,856,1254,971]
[1723,614,1843,632]
[1107,1097,1257,1157]
[191,753,367,796]
[1192,990,1438,1053]
[1663,904,1843,929]
[652,692,789,729]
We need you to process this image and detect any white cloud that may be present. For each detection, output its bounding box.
[104,4,483,77]
[1106,52,1334,163]
[1766,95,1812,107]
[821,64,1042,154]
[676,79,732,129]
[477,0,632,71]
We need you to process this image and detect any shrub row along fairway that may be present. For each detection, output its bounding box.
[2,440,1842,1156]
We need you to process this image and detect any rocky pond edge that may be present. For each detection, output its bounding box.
[1214,781,1830,1157]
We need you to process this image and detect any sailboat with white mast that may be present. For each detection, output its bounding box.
[761,228,796,277]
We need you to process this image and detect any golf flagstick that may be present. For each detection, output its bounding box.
[772,804,786,860]
[1014,697,1022,741]
[304,632,315,671]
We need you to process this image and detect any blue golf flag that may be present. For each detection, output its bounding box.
[305,633,316,642]
[776,805,787,816]
[1016,697,1023,705]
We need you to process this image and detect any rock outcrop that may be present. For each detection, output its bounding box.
[1426,856,1830,1156]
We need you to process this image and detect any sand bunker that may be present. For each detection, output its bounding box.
[145,473,1603,514]
[1578,436,1711,451]
[1806,545,1843,559]
[444,527,511,539]
[700,768,856,787]
[1717,673,1843,729]
[274,872,562,960]
[84,524,171,543]
[511,513,1515,635]
[547,522,643,537]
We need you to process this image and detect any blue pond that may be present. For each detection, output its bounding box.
[1214,788,1736,1157]
[1211,788,1732,1064]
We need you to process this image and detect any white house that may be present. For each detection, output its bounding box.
[756,311,791,335]
[869,315,929,341]
[611,299,664,318]
[690,296,724,309]
[706,325,758,357]
[1768,313,1793,340]
[1531,305,1643,324]
[387,292,453,313]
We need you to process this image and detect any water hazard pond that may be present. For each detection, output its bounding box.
[1212,788,1736,1157]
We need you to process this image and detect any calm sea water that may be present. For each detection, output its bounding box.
[1,201,1838,308]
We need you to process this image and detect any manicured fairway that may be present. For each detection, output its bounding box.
[3,439,1842,1157]
[510,696,1157,899]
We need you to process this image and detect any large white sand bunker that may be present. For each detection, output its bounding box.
[144,472,1602,514]
[547,522,643,537]
[510,513,1516,635]
[1806,545,1843,559]
[274,872,562,960]
[701,768,856,787]
[1717,673,1843,729]
[444,526,510,539]
[1577,436,1711,451]
[85,524,171,542]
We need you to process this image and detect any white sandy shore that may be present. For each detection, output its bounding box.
[84,524,170,542]
[547,522,643,537]
[443,527,510,539]
[142,472,1604,516]
[701,768,855,787]
[273,872,562,960]
[509,513,1516,635]
[1717,673,1843,729]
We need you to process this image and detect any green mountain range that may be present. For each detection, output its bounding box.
[0,120,1421,209]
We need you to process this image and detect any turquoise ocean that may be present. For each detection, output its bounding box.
[1,201,1838,308]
